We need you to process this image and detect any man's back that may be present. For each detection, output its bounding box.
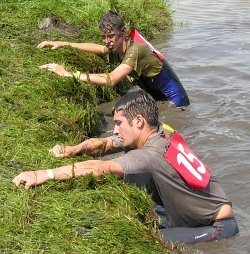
[113,133,231,227]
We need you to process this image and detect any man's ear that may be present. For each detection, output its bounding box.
[122,26,127,34]
[136,115,144,129]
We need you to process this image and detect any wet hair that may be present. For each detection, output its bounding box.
[99,11,125,32]
[112,90,159,128]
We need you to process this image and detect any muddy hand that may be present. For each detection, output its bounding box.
[12,170,48,190]
[39,63,71,77]
[37,41,62,50]
[49,145,66,158]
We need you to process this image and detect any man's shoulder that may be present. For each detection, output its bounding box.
[146,133,170,148]
[126,41,149,54]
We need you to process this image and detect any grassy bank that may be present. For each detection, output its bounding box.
[0,0,192,253]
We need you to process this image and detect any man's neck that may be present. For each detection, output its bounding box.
[117,38,128,57]
[137,128,158,149]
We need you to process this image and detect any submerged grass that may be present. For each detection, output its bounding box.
[0,0,194,253]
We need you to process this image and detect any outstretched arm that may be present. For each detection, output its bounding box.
[37,41,108,55]
[39,63,133,87]
[12,159,124,190]
[50,136,123,158]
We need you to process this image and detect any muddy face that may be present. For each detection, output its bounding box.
[100,28,124,52]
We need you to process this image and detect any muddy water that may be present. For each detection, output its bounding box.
[99,0,250,253]
[157,1,250,253]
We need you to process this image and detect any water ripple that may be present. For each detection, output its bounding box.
[158,1,250,251]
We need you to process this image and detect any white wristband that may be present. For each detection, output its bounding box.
[47,169,55,180]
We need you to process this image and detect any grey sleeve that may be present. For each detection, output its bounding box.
[112,150,157,195]
[112,149,149,174]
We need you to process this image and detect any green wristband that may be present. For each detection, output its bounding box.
[75,71,81,81]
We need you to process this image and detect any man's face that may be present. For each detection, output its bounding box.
[113,110,138,149]
[100,27,124,52]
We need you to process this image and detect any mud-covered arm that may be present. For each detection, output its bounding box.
[50,136,124,158]
[12,159,124,190]
[39,62,133,87]
[37,41,108,55]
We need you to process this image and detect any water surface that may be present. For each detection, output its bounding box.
[157,1,250,253]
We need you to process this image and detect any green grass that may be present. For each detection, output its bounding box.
[0,0,195,253]
[1,175,162,253]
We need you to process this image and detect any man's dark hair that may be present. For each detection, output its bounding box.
[112,90,159,128]
[99,11,125,32]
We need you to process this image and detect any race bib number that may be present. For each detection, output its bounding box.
[164,132,210,190]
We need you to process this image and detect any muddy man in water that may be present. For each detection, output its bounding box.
[13,90,239,244]
[37,11,190,108]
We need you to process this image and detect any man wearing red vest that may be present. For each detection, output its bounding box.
[13,90,238,244]
[37,11,189,107]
